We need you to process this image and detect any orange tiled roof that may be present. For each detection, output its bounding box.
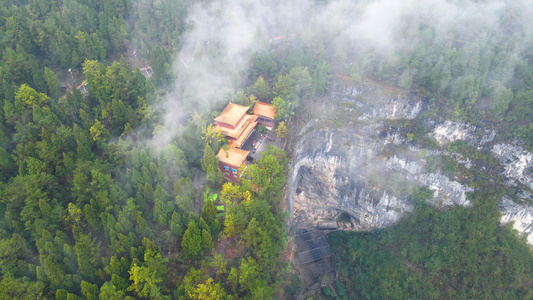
[214,114,258,141]
[217,147,249,167]
[231,117,258,148]
[253,101,276,119]
[214,102,250,127]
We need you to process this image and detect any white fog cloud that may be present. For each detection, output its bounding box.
[150,0,533,148]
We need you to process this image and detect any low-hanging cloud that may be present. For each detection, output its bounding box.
[150,0,533,149]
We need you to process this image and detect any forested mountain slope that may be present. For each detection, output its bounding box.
[0,0,292,299]
[1,0,533,299]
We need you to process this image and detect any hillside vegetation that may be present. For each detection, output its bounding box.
[1,0,533,299]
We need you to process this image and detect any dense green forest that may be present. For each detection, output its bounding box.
[0,0,298,299]
[316,1,533,298]
[341,0,533,149]
[329,187,533,299]
[1,0,533,299]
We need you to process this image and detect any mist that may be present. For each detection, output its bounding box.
[150,0,533,148]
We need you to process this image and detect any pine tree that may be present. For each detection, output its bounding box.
[201,200,217,226]
[181,221,201,258]
[73,124,93,161]
[188,278,226,300]
[252,76,270,102]
[43,67,61,99]
[201,229,213,251]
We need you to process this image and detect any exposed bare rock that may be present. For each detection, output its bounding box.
[385,156,473,207]
[385,155,423,174]
[289,83,533,244]
[358,98,421,120]
[416,173,473,207]
[383,131,406,145]
[492,144,533,190]
[289,127,407,231]
[430,120,496,146]
[500,197,533,244]
[289,83,468,231]
[480,130,497,145]
[431,121,474,145]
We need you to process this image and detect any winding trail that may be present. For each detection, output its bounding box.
[209,237,237,279]
[193,168,203,215]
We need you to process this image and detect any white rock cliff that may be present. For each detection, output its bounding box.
[289,82,533,244]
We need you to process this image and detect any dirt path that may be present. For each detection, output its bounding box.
[209,237,236,279]
[193,168,203,215]
[400,257,424,275]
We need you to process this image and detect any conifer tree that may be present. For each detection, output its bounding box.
[181,221,201,258]
[201,229,214,251]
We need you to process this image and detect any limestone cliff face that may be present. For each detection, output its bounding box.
[290,127,413,231]
[289,83,469,231]
[289,81,533,243]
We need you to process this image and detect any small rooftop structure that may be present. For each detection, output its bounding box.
[77,82,88,96]
[139,66,153,78]
[253,102,276,130]
[295,228,336,284]
[296,229,333,264]
[298,246,333,265]
[217,147,249,167]
[217,147,250,182]
[214,102,251,127]
[317,221,338,231]
[213,101,282,182]
[253,102,276,120]
[214,102,258,148]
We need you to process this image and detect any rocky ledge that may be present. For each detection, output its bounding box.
[289,81,533,243]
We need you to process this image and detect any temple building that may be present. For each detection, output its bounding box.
[216,147,249,182]
[252,101,276,130]
[214,102,258,148]
[213,101,277,182]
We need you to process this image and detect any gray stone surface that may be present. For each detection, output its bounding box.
[288,81,533,243]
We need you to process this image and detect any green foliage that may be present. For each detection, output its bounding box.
[128,238,169,298]
[491,81,513,115]
[276,121,288,138]
[188,278,226,300]
[201,229,214,251]
[350,62,361,83]
[211,254,227,276]
[284,273,301,299]
[182,221,202,259]
[99,281,125,299]
[43,67,61,99]
[330,185,533,299]
[201,198,217,226]
[272,96,286,121]
[398,67,413,89]
[252,76,271,102]
[242,145,288,203]
[74,232,101,282]
[238,257,261,292]
[0,1,238,299]
[201,144,223,186]
[0,274,45,299]
[89,119,109,142]
[250,50,278,78]
[16,84,49,108]
[313,60,331,96]
[174,177,196,214]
